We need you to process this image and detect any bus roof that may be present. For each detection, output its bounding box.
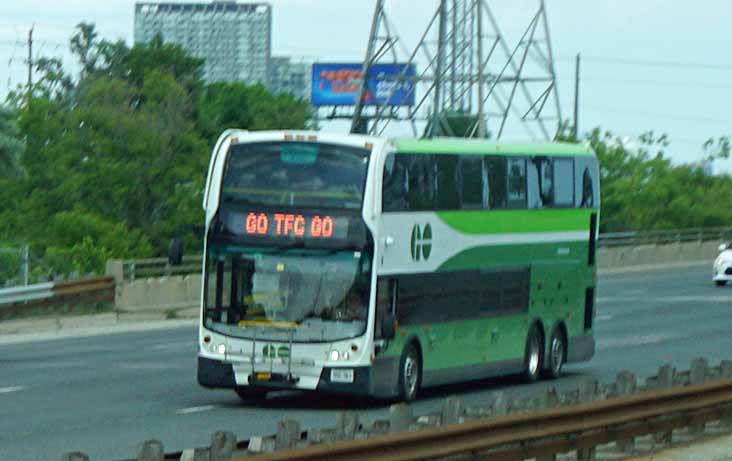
[391,138,595,157]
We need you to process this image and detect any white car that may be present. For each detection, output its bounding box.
[713,243,732,286]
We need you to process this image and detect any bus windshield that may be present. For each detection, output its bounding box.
[204,246,371,342]
[222,142,370,210]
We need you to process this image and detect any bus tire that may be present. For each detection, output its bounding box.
[234,386,267,402]
[715,280,726,287]
[398,343,422,402]
[544,326,566,379]
[523,325,543,383]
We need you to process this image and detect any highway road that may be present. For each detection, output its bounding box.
[1,263,731,460]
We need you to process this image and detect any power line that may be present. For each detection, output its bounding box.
[559,55,732,71]
[580,76,732,90]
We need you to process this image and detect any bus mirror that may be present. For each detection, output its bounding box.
[382,313,397,340]
[168,238,183,266]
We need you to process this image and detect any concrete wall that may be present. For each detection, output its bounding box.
[597,241,717,270]
[115,275,201,315]
[106,241,718,315]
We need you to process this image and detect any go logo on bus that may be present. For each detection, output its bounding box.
[410,223,432,262]
[262,345,290,358]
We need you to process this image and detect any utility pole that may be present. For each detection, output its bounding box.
[573,53,581,139]
[27,25,34,107]
[22,245,29,286]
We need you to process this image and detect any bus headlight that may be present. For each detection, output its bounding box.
[330,350,340,361]
[216,344,227,355]
[342,351,350,360]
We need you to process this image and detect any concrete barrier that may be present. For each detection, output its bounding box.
[597,241,717,270]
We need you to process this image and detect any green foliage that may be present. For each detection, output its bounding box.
[0,106,23,178]
[1,22,310,279]
[586,128,732,232]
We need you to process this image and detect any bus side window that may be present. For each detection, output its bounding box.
[485,157,507,209]
[529,157,554,208]
[553,158,575,207]
[459,156,484,209]
[407,154,436,211]
[527,159,542,208]
[507,158,527,209]
[375,278,396,339]
[581,167,594,207]
[383,154,409,212]
[435,155,460,210]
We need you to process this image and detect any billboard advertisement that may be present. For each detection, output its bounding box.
[311,63,416,107]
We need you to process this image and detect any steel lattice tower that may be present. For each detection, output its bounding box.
[350,0,562,140]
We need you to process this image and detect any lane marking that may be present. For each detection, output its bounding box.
[175,405,218,415]
[117,362,185,371]
[595,314,613,322]
[0,386,25,394]
[598,333,675,351]
[598,295,732,304]
[152,341,196,351]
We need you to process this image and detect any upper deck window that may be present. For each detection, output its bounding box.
[222,142,370,210]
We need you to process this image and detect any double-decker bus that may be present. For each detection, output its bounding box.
[197,130,599,401]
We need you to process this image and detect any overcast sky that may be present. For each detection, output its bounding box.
[1,0,731,170]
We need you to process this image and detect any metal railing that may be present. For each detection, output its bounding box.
[0,276,115,318]
[598,226,732,247]
[63,357,732,461]
[0,281,54,305]
[237,378,732,461]
[121,256,202,282]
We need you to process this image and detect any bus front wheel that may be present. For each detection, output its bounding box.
[235,386,267,402]
[523,326,543,383]
[398,343,422,402]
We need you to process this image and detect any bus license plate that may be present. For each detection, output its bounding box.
[331,369,354,383]
[255,372,271,381]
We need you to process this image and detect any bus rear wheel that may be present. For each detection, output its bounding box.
[398,343,422,402]
[523,326,543,383]
[235,386,267,402]
[544,327,566,379]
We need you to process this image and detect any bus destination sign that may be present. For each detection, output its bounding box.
[241,212,349,240]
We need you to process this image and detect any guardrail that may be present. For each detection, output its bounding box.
[598,226,732,247]
[60,357,732,461]
[119,256,202,283]
[0,276,115,319]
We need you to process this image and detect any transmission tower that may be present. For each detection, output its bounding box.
[350,0,562,140]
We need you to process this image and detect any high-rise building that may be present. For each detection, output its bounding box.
[134,1,272,85]
[269,56,312,101]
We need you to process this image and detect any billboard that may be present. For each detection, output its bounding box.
[311,63,416,107]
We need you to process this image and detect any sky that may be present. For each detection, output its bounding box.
[1,0,731,171]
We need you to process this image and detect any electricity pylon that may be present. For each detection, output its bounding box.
[350,0,562,140]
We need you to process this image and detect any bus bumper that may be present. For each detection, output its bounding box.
[567,334,595,363]
[197,355,400,398]
[198,356,237,388]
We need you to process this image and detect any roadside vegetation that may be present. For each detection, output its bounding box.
[0,23,730,284]
[0,24,310,284]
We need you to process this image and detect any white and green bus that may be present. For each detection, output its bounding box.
[197,130,599,401]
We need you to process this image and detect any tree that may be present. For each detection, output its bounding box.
[3,22,312,278]
[0,106,23,178]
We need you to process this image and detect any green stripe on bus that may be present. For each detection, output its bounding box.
[437,240,590,271]
[436,209,594,235]
[393,138,595,157]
